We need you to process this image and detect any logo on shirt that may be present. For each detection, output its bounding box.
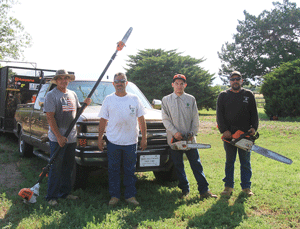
[243,96,249,103]
[62,97,76,112]
[129,105,136,115]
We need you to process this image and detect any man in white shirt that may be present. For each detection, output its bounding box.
[162,74,217,200]
[98,72,147,206]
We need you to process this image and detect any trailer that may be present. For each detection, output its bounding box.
[0,66,58,133]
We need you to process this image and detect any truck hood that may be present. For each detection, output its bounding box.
[78,105,162,122]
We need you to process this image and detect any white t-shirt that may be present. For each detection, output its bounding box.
[98,93,146,145]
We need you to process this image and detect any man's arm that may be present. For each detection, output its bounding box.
[216,92,232,138]
[97,118,108,151]
[190,98,200,138]
[161,98,179,138]
[248,92,259,135]
[138,115,147,151]
[46,112,67,147]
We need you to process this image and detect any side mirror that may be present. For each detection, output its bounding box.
[152,99,162,110]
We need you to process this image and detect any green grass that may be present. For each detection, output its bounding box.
[0,109,300,228]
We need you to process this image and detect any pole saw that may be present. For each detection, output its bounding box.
[222,130,293,165]
[18,27,133,204]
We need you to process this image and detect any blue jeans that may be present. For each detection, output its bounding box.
[45,141,76,201]
[170,149,209,194]
[223,141,252,189]
[107,142,137,199]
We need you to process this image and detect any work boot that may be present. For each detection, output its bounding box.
[108,197,120,206]
[200,191,218,200]
[66,195,79,200]
[242,188,254,197]
[221,187,233,196]
[126,197,139,206]
[48,199,58,206]
[180,190,190,199]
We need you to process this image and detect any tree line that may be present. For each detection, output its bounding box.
[1,0,300,117]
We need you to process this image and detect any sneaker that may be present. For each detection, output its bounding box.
[48,199,58,206]
[125,197,139,206]
[108,197,120,206]
[242,188,254,197]
[200,191,218,199]
[66,195,79,200]
[221,187,233,196]
[180,191,190,199]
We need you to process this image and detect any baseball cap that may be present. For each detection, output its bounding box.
[173,74,186,82]
[230,71,242,78]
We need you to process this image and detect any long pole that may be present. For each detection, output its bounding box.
[37,27,133,183]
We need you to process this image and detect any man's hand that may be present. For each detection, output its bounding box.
[84,98,92,106]
[98,138,104,151]
[57,135,68,148]
[140,138,147,151]
[222,130,232,139]
[174,132,183,141]
[248,128,256,136]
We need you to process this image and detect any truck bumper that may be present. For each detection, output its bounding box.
[75,147,173,172]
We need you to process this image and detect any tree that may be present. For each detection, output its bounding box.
[218,0,300,84]
[260,59,300,117]
[125,49,219,110]
[0,0,32,60]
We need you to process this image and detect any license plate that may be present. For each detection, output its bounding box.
[140,155,160,167]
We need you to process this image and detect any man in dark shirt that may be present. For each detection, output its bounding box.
[216,71,258,197]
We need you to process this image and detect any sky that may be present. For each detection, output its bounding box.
[8,0,300,85]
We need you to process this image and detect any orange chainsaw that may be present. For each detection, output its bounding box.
[222,130,293,165]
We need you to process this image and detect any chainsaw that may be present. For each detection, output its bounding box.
[171,133,211,150]
[222,130,293,165]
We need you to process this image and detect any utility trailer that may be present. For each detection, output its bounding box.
[0,66,58,133]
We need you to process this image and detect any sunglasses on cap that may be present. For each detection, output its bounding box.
[230,77,241,81]
[114,79,127,84]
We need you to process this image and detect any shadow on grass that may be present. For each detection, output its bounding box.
[187,193,249,228]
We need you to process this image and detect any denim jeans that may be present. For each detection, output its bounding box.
[170,148,209,194]
[45,141,76,201]
[107,141,137,199]
[223,141,252,189]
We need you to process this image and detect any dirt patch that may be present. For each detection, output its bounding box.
[200,121,219,134]
[0,162,23,190]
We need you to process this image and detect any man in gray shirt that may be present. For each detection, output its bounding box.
[162,74,217,200]
[44,69,91,206]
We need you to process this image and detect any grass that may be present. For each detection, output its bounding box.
[0,109,300,228]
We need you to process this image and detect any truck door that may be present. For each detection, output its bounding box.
[31,84,50,152]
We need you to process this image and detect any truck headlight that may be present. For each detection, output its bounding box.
[86,125,99,133]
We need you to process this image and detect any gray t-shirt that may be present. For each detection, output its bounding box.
[44,87,81,143]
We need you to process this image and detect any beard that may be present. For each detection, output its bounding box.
[232,83,241,91]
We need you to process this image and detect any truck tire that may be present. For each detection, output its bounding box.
[72,163,90,190]
[153,164,178,182]
[19,130,34,157]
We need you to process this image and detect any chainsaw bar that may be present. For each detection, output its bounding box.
[251,145,293,165]
[187,143,211,149]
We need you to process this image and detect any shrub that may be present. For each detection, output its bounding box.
[260,59,300,118]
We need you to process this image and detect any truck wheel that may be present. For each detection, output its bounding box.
[19,130,33,157]
[72,163,90,190]
[153,164,178,182]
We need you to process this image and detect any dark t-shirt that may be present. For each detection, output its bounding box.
[216,88,259,134]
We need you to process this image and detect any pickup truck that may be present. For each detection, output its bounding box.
[14,75,177,189]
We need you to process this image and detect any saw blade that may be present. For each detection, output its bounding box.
[251,145,293,165]
[187,143,211,149]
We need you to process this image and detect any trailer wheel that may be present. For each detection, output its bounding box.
[19,130,33,157]
[153,164,178,182]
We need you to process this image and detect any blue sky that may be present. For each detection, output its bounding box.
[10,0,300,85]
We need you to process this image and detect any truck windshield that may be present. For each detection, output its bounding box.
[68,81,152,109]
